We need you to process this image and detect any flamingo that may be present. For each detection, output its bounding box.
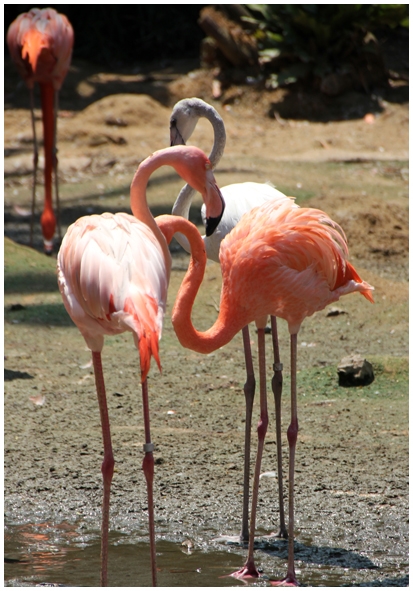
[56,145,225,587]
[170,96,291,541]
[7,7,74,253]
[157,197,374,585]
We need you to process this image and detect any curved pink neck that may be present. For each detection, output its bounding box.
[129,152,179,271]
[155,214,243,354]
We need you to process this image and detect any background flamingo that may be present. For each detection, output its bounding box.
[170,96,292,541]
[7,7,74,253]
[159,197,374,585]
[57,145,225,587]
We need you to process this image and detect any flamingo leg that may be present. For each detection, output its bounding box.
[271,333,299,587]
[141,378,158,586]
[232,327,268,579]
[53,91,62,242]
[270,315,288,539]
[215,325,255,545]
[241,324,256,542]
[92,351,115,588]
[29,88,38,248]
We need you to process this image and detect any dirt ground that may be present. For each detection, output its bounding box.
[4,57,409,587]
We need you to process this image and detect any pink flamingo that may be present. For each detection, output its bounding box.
[7,7,74,253]
[57,145,225,587]
[157,197,374,585]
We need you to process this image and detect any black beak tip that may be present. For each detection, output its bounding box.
[205,212,223,237]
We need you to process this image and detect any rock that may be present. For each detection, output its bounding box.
[337,354,374,387]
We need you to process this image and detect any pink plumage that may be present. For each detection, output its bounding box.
[57,212,168,381]
[7,7,74,90]
[219,198,374,335]
[171,198,374,354]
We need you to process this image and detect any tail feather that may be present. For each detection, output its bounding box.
[137,330,161,383]
[124,296,162,383]
[336,261,374,303]
[363,292,374,304]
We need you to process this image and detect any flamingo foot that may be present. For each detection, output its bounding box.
[269,574,299,586]
[230,560,260,580]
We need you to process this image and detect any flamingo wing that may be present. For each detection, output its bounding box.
[57,213,169,380]
[219,199,374,333]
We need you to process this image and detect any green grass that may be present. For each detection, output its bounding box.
[4,238,72,326]
[293,356,408,401]
[5,301,74,326]
[4,237,59,294]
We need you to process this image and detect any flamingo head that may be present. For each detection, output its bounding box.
[169,98,200,146]
[171,146,225,236]
[21,27,54,77]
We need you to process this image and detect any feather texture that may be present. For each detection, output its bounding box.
[219,199,374,334]
[57,212,168,380]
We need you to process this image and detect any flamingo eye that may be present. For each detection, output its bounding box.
[205,162,211,170]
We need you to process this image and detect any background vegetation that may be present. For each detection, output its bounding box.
[5,4,408,74]
[4,4,207,66]
[244,4,409,91]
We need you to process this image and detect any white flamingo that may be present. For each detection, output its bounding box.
[170,97,292,542]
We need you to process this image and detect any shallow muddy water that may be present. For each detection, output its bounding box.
[5,521,243,587]
[4,507,408,587]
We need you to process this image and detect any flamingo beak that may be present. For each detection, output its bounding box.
[170,120,186,146]
[205,193,225,236]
